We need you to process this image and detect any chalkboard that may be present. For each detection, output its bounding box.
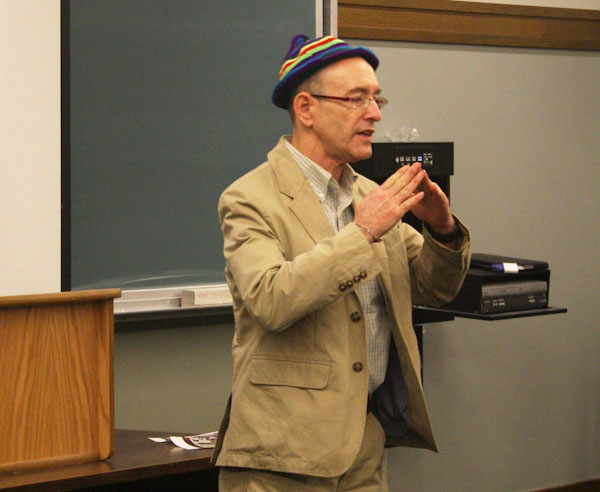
[67,0,316,290]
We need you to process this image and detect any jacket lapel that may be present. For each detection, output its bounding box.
[270,137,334,244]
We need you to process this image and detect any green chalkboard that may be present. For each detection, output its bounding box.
[67,0,316,290]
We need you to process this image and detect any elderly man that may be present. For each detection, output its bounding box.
[213,34,471,491]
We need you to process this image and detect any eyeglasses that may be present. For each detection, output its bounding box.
[310,94,388,110]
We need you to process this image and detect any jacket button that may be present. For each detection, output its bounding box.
[352,362,363,372]
[346,280,354,289]
[359,270,367,279]
[338,283,347,292]
[353,275,362,283]
[350,311,362,322]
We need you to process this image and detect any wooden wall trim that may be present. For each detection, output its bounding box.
[338,0,600,50]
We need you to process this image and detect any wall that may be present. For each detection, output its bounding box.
[0,0,61,296]
[364,40,600,490]
[115,317,233,434]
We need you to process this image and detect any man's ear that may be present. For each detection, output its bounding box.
[293,92,314,128]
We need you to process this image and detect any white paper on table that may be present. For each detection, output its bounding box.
[149,430,218,450]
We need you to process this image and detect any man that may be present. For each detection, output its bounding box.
[213,34,471,491]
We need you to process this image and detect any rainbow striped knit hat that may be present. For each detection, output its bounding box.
[272,34,379,109]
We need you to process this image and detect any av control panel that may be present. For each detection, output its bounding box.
[352,142,454,183]
[394,146,435,168]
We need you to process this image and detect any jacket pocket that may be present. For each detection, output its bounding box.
[249,358,330,389]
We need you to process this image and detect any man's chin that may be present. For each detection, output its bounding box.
[350,145,373,163]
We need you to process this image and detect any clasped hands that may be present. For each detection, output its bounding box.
[354,162,455,243]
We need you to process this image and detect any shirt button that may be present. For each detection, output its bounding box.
[352,362,363,372]
[350,311,362,322]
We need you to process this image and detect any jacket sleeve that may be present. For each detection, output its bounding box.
[218,186,383,332]
[403,217,471,307]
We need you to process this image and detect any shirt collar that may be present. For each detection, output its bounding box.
[284,137,357,203]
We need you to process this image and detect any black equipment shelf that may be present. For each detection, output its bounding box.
[413,305,567,321]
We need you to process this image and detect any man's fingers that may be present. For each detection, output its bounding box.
[380,164,411,189]
[384,163,423,194]
[402,191,425,212]
[390,168,424,200]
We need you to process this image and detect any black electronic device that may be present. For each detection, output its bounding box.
[443,253,551,314]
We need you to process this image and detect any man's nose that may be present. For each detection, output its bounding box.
[364,98,382,121]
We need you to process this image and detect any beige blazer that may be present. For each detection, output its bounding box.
[213,137,471,477]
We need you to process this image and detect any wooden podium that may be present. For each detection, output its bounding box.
[0,289,121,473]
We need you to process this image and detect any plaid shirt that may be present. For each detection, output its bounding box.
[285,139,391,394]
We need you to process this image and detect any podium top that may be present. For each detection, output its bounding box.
[0,289,122,309]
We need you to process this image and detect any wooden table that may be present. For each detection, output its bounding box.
[0,429,218,491]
